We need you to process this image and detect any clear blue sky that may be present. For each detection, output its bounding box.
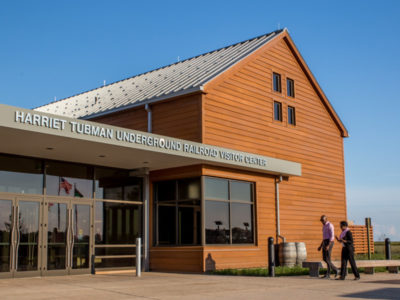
[1,0,399,240]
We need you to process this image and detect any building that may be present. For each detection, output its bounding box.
[0,28,348,277]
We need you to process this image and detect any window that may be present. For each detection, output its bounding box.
[288,106,296,125]
[205,177,254,245]
[273,72,281,92]
[287,78,295,97]
[0,154,43,194]
[274,101,282,121]
[154,178,201,246]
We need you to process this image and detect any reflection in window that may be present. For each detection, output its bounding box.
[154,178,201,246]
[204,177,228,200]
[0,200,12,272]
[205,177,254,245]
[205,201,229,244]
[95,202,142,245]
[46,161,93,198]
[95,167,142,201]
[0,155,43,194]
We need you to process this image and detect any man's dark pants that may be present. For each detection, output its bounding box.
[340,247,360,278]
[322,239,338,276]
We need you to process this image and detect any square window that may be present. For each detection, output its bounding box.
[273,72,281,92]
[274,101,282,121]
[288,106,296,125]
[287,78,295,97]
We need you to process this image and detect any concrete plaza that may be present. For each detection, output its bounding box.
[0,271,399,300]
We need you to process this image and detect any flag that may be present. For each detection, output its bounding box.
[74,184,84,198]
[59,177,73,194]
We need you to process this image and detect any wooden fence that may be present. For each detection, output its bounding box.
[349,225,374,254]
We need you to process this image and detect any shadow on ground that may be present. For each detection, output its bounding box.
[341,288,400,299]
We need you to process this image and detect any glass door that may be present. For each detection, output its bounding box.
[42,199,69,276]
[70,202,92,273]
[43,198,92,275]
[13,197,42,278]
[0,198,13,278]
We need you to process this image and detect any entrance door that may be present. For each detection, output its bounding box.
[43,198,92,276]
[0,196,43,278]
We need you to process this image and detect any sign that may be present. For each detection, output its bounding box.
[14,110,268,167]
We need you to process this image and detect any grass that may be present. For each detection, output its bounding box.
[211,241,400,277]
[355,241,400,260]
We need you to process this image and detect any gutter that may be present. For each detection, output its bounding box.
[145,103,152,133]
[276,175,286,243]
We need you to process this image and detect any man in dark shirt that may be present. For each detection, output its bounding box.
[335,221,360,280]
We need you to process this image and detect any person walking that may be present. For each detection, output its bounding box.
[335,221,360,280]
[318,215,339,278]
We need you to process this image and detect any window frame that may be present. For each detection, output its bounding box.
[203,176,256,246]
[273,101,283,122]
[273,72,282,93]
[288,105,296,126]
[287,78,295,98]
[154,177,202,246]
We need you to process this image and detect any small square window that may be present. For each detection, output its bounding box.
[274,101,282,121]
[273,72,281,93]
[288,106,296,125]
[287,78,295,97]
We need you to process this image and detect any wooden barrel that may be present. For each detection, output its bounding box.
[295,242,307,265]
[278,242,297,267]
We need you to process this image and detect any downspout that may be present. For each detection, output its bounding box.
[275,175,285,243]
[145,104,152,133]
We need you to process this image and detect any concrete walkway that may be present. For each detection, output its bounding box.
[0,272,399,300]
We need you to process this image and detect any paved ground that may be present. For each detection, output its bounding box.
[0,271,399,300]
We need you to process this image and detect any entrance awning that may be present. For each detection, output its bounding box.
[0,104,301,176]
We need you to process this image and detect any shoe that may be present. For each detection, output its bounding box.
[321,275,331,279]
[336,277,345,280]
[354,277,360,281]
[335,269,340,278]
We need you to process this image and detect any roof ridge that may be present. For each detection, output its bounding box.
[34,29,283,110]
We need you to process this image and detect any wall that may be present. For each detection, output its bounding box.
[92,93,202,142]
[202,33,347,262]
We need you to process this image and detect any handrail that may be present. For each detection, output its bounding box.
[91,238,141,277]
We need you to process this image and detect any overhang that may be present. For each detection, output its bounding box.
[0,104,301,176]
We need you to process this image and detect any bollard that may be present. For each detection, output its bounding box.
[365,218,372,260]
[136,237,141,277]
[268,237,275,277]
[91,254,96,275]
[385,238,391,260]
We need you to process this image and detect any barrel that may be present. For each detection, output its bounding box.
[295,242,307,265]
[278,242,297,267]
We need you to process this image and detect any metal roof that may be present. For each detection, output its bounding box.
[35,29,284,119]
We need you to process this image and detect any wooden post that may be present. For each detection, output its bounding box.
[365,218,371,260]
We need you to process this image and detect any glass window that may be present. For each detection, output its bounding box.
[205,201,230,244]
[95,167,142,201]
[46,161,93,198]
[274,101,282,122]
[288,106,296,125]
[95,201,142,245]
[0,155,43,194]
[231,203,253,244]
[287,78,295,97]
[158,205,176,245]
[230,181,252,202]
[154,178,201,246]
[0,200,12,272]
[273,72,281,92]
[204,177,228,200]
[204,177,254,245]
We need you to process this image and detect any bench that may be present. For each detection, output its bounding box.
[302,260,400,277]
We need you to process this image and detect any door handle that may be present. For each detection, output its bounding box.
[14,205,20,271]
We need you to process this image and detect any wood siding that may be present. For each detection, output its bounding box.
[349,225,374,254]
[92,93,202,142]
[202,33,346,263]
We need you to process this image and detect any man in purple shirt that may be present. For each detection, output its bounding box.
[318,215,339,278]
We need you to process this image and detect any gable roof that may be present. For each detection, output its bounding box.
[35,29,284,119]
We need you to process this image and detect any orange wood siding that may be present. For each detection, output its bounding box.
[202,35,346,263]
[92,93,202,142]
[349,225,374,254]
[202,165,275,271]
[149,165,203,272]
